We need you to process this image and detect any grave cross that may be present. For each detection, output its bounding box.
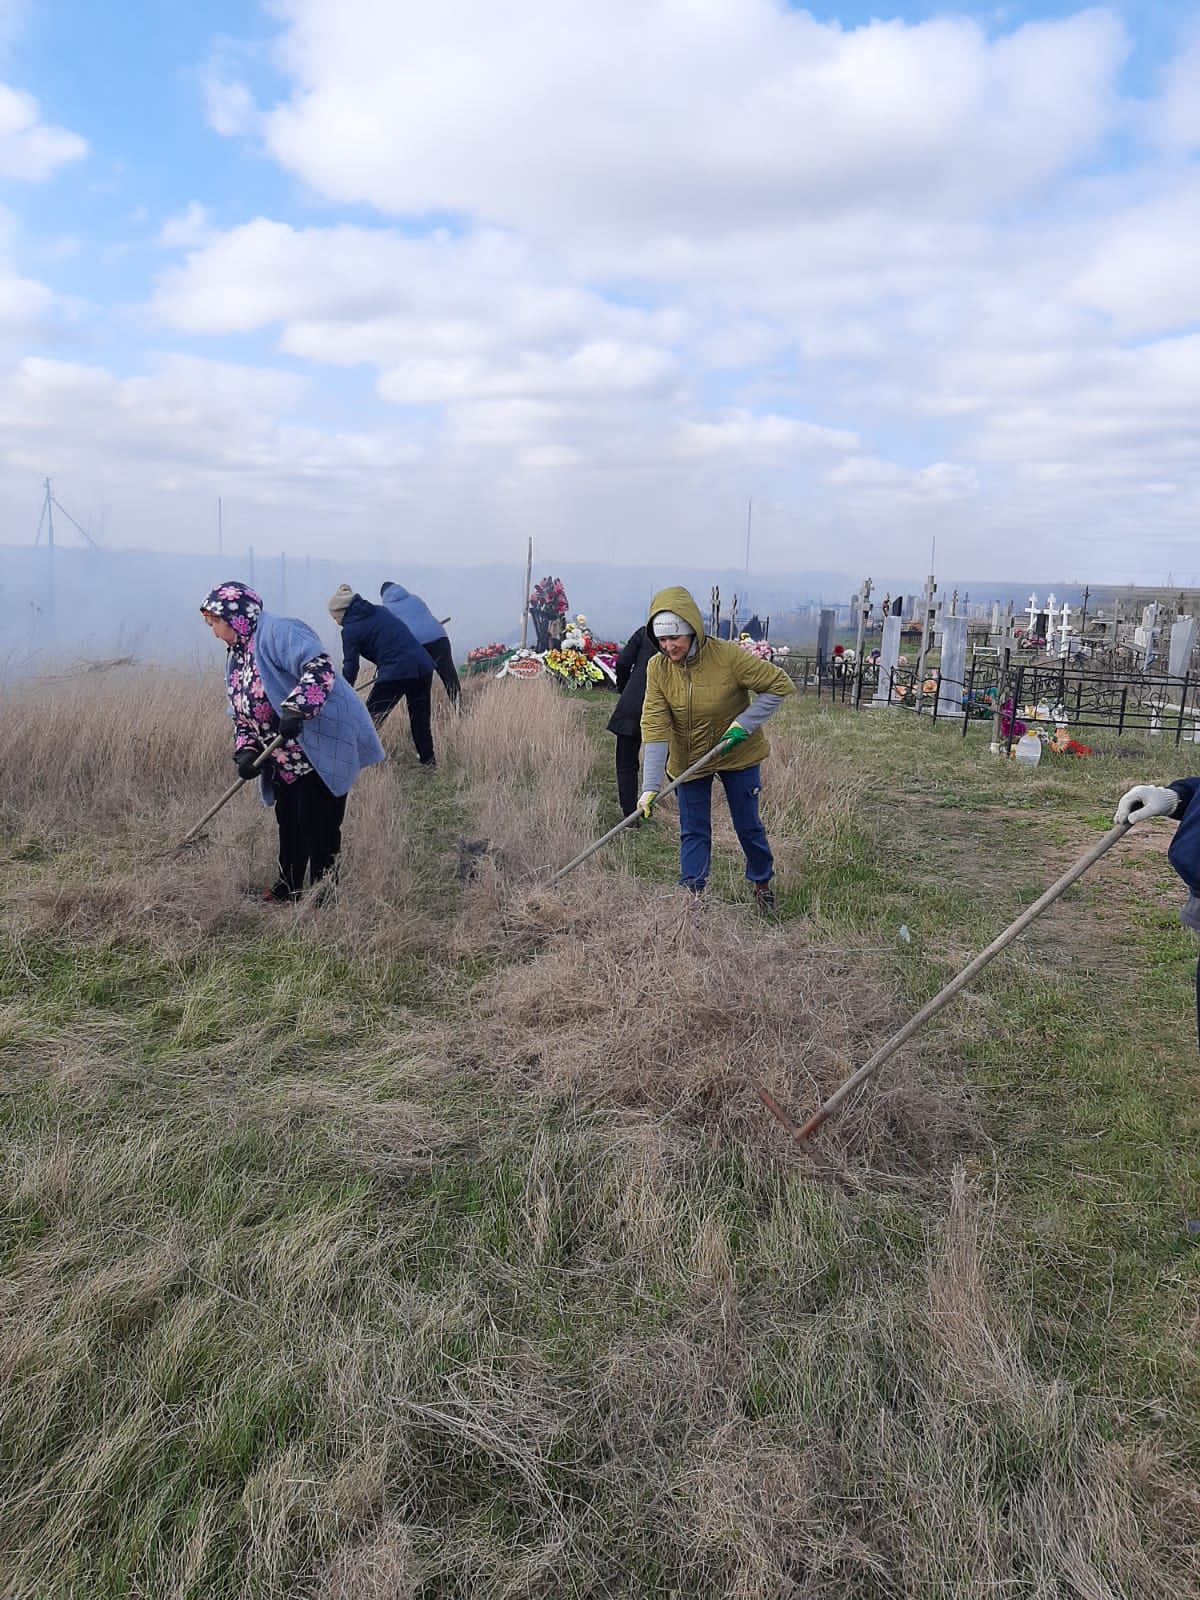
[1026,593,1039,633]
[1046,594,1058,646]
[1058,601,1072,657]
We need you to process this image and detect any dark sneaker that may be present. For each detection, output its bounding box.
[419,758,438,772]
[753,880,776,915]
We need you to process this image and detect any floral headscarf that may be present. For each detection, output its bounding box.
[200,581,263,643]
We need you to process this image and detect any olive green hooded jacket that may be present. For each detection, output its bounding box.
[640,586,794,777]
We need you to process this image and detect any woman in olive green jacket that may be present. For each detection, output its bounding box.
[638,585,794,909]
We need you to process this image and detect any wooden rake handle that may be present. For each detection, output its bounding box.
[546,735,735,887]
[784,820,1132,1145]
[171,734,286,852]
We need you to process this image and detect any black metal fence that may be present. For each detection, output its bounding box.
[775,649,1200,748]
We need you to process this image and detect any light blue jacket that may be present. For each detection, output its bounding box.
[380,582,447,647]
[255,612,385,797]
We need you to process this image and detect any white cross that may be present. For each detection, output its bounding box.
[1027,593,1039,632]
[1058,601,1072,652]
[1046,594,1058,643]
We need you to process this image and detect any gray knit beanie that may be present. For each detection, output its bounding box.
[328,584,355,618]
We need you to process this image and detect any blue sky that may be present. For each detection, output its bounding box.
[1,0,1199,582]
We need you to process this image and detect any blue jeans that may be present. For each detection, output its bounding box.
[674,764,774,890]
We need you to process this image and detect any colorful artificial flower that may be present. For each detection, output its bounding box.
[529,576,568,616]
[543,648,604,688]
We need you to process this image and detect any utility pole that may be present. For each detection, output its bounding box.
[43,477,55,634]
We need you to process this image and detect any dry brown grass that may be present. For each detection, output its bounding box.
[1,661,1198,1596]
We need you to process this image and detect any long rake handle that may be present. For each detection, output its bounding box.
[793,821,1132,1142]
[547,736,734,886]
[174,734,285,849]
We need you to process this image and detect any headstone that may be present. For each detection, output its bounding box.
[991,602,1001,634]
[1169,616,1197,678]
[817,607,835,665]
[872,614,903,705]
[936,616,968,720]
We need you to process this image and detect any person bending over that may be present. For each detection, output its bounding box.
[328,585,438,769]
[200,581,384,902]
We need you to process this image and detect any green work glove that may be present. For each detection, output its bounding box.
[637,790,658,820]
[720,723,749,749]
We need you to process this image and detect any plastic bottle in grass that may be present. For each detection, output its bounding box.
[1014,732,1042,767]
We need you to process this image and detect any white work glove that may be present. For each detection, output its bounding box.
[637,790,658,820]
[1113,784,1178,826]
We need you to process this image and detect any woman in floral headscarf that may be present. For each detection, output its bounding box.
[200,581,385,901]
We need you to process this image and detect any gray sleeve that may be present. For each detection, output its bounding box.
[642,741,669,793]
[733,692,785,736]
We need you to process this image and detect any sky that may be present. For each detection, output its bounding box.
[0,0,1198,584]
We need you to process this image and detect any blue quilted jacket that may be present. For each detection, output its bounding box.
[256,612,385,797]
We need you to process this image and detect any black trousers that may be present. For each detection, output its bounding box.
[273,770,347,897]
[614,733,642,817]
[424,637,461,705]
[367,675,435,762]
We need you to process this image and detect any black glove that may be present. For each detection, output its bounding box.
[234,746,266,781]
[277,708,305,741]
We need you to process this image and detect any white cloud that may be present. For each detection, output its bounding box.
[202,71,260,139]
[1071,176,1200,334]
[250,0,1125,244]
[0,81,85,180]
[156,202,214,251]
[5,2,1200,588]
[675,412,858,461]
[1152,28,1200,150]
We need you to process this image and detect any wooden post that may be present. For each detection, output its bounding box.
[520,536,533,649]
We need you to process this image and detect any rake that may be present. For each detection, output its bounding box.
[755,820,1132,1148]
[547,735,736,886]
[164,735,285,856]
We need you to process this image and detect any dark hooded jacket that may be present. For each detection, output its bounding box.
[641,585,794,776]
[339,594,433,686]
[1168,779,1200,929]
[606,625,658,739]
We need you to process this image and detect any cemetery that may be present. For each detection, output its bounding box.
[472,570,1200,756]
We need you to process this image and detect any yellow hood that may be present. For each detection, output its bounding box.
[647,586,706,647]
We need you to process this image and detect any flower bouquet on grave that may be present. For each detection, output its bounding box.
[998,699,1027,739]
[497,648,545,681]
[543,647,604,689]
[737,636,775,660]
[590,640,621,684]
[465,641,515,676]
[1048,725,1093,757]
[529,576,569,652]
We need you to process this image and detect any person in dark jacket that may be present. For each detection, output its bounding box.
[379,581,460,707]
[1115,778,1200,1046]
[329,585,437,767]
[606,623,658,819]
